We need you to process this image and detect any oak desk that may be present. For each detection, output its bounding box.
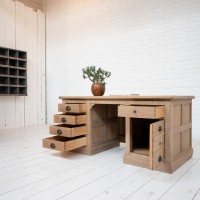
[43,95,194,173]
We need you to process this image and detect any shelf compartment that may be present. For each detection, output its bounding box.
[9,68,18,76]
[9,87,19,94]
[18,51,27,59]
[9,49,18,58]
[9,59,18,67]
[18,69,26,77]
[19,87,27,95]
[0,57,8,66]
[10,78,18,85]
[0,77,8,84]
[0,67,8,75]
[19,78,26,86]
[18,60,26,68]
[0,86,9,94]
[0,47,8,56]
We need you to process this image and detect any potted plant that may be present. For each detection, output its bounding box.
[82,66,111,96]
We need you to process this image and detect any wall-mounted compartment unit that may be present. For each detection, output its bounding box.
[0,46,27,96]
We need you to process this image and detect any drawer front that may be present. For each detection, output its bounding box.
[43,136,87,151]
[152,148,164,169]
[49,125,87,137]
[118,105,165,119]
[43,136,66,151]
[152,134,164,154]
[54,114,87,125]
[58,103,86,113]
[151,120,165,138]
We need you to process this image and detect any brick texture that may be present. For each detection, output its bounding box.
[46,0,200,134]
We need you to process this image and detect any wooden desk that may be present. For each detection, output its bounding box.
[43,95,194,173]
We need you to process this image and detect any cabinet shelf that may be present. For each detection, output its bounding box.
[0,46,27,96]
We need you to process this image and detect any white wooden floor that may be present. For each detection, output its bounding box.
[0,125,200,200]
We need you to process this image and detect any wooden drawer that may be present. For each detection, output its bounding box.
[152,148,164,169]
[58,103,86,113]
[49,124,87,137]
[118,105,165,119]
[43,136,87,151]
[150,120,165,154]
[54,114,86,125]
[151,120,164,138]
[152,134,164,154]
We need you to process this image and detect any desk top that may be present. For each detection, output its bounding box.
[59,95,195,101]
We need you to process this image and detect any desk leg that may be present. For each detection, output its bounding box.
[125,117,132,154]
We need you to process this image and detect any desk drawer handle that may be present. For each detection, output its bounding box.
[57,129,62,135]
[158,155,162,162]
[133,110,137,114]
[61,117,67,123]
[158,126,162,132]
[50,143,56,149]
[66,106,71,111]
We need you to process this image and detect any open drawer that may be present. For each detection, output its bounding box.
[54,114,87,125]
[43,135,87,151]
[58,103,86,113]
[49,124,87,137]
[118,105,165,119]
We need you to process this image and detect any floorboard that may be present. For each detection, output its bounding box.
[0,125,199,200]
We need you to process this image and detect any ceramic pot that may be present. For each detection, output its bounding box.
[91,83,105,96]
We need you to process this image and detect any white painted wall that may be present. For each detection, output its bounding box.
[45,0,200,135]
[0,0,46,129]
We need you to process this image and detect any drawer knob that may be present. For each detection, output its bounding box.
[57,129,62,135]
[61,117,67,123]
[158,155,162,162]
[133,110,137,114]
[66,106,71,111]
[158,126,162,132]
[159,141,163,145]
[50,143,56,149]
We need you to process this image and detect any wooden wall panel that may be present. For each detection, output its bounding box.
[0,0,6,129]
[37,10,46,124]
[24,6,37,126]
[16,1,25,127]
[0,0,46,130]
[5,0,16,129]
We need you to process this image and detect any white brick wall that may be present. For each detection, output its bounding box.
[45,0,200,135]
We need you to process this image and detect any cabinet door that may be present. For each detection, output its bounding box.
[149,120,165,169]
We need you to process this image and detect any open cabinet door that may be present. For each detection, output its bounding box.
[149,120,165,169]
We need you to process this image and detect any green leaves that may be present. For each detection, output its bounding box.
[82,66,111,84]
